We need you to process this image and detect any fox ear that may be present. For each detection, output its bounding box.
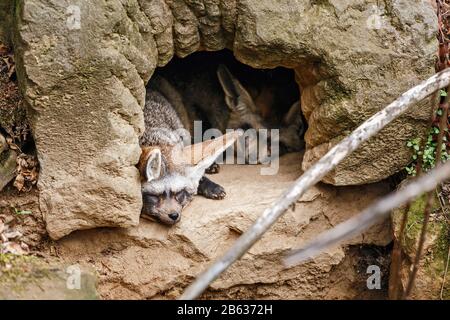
[183,131,242,179]
[142,148,162,182]
[217,64,257,115]
[283,101,301,125]
[283,101,304,135]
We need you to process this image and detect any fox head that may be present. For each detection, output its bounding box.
[138,132,240,225]
[217,65,305,155]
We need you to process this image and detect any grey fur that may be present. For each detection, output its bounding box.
[155,62,305,153]
[140,84,230,225]
[140,90,187,147]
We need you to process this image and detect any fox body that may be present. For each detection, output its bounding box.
[139,88,239,225]
[154,56,305,154]
[139,58,305,225]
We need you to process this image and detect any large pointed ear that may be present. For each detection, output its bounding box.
[183,131,242,178]
[217,64,258,114]
[139,147,162,182]
[283,101,303,129]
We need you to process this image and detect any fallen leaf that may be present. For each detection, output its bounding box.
[4,230,22,239]
[1,241,28,255]
[13,174,25,191]
[21,242,29,251]
[13,153,39,192]
[7,63,15,79]
[0,44,8,55]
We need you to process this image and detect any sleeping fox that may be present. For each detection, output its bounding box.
[139,63,304,225]
[138,88,240,225]
[154,63,305,159]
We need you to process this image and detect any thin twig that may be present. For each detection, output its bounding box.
[179,69,450,300]
[389,201,411,300]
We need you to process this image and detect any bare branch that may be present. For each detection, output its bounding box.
[179,68,450,300]
[284,161,450,266]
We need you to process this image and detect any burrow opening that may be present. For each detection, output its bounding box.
[148,49,306,156]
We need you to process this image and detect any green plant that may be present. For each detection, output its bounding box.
[13,207,32,215]
[405,126,449,176]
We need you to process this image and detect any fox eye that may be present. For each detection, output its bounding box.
[144,194,160,206]
[175,190,189,203]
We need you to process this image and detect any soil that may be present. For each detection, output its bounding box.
[0,153,394,300]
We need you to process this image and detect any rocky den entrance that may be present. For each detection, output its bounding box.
[0,0,442,299]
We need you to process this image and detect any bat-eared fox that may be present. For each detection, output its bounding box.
[138,64,304,225]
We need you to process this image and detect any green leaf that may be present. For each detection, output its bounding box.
[440,89,448,97]
[14,208,32,215]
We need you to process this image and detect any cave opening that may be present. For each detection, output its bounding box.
[148,49,306,158]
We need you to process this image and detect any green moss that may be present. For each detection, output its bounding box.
[396,194,439,251]
[0,254,99,299]
[393,191,449,299]
[0,253,49,293]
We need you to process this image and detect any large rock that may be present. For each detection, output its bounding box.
[12,0,156,239]
[53,154,392,299]
[7,0,437,237]
[232,0,437,185]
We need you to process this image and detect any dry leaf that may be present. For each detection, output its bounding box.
[2,56,15,77]
[4,230,22,239]
[0,44,8,55]
[1,241,27,255]
[13,174,25,191]
[13,153,39,192]
[21,242,29,251]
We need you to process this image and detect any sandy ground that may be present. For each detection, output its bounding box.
[0,153,395,299]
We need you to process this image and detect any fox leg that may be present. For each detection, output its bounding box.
[197,176,226,200]
[205,162,220,174]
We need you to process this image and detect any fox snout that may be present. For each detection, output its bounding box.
[141,189,192,225]
[142,193,183,225]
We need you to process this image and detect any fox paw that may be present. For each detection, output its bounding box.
[205,163,220,174]
[198,177,226,200]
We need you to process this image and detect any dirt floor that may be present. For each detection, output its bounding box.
[1,152,395,300]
